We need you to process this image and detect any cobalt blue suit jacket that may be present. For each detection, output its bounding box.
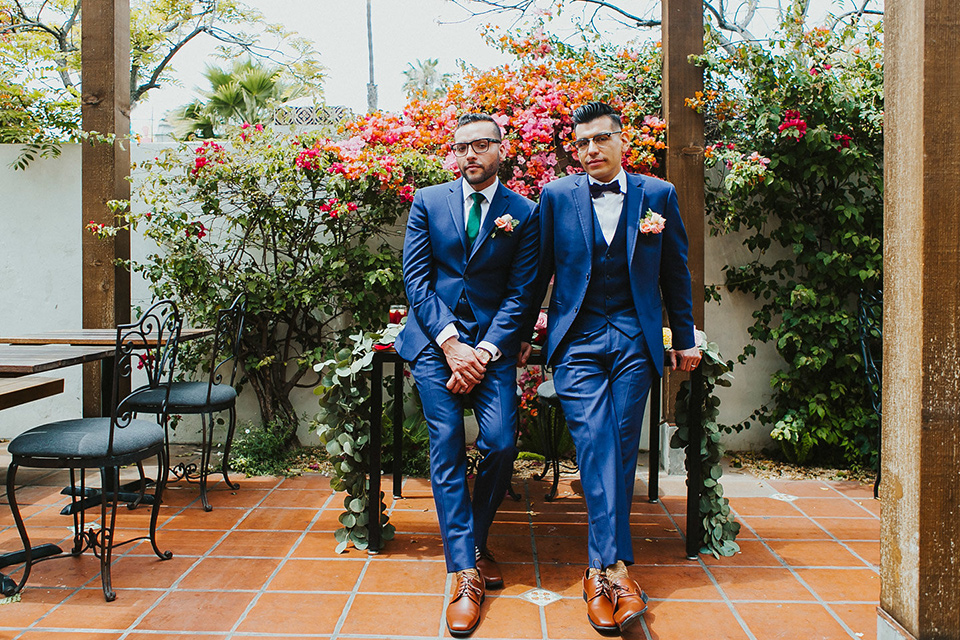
[396,178,539,361]
[535,171,695,374]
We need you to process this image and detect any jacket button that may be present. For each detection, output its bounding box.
[464,275,470,281]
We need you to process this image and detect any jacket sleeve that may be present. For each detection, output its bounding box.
[520,191,555,342]
[402,190,458,341]
[658,186,696,350]
[478,198,541,352]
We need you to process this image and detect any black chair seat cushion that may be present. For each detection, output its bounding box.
[9,418,164,459]
[127,382,238,413]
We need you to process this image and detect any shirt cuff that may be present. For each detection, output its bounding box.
[436,323,459,347]
[477,341,501,362]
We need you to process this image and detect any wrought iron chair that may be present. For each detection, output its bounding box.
[127,294,245,511]
[533,379,577,501]
[857,288,882,498]
[4,299,180,601]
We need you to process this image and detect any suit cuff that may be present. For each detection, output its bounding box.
[477,341,501,362]
[436,323,459,347]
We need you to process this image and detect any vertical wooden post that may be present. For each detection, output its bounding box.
[881,0,960,638]
[81,0,131,417]
[661,0,704,420]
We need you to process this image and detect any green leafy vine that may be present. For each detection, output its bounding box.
[669,334,741,557]
[312,325,402,552]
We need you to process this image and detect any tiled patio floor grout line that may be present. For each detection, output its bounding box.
[734,507,865,639]
[783,501,881,573]
[522,479,558,640]
[376,475,447,640]
[649,492,761,640]
[114,475,287,639]
[222,479,337,640]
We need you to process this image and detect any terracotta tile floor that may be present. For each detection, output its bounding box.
[0,454,879,640]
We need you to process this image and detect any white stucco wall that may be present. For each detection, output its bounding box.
[0,142,782,451]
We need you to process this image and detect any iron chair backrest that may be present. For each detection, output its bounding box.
[203,293,246,405]
[857,288,882,418]
[112,300,182,456]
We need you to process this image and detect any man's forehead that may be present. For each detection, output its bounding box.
[454,120,499,140]
[575,116,617,136]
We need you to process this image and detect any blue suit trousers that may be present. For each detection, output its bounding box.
[552,322,655,568]
[411,345,518,572]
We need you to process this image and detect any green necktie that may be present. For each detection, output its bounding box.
[466,192,483,250]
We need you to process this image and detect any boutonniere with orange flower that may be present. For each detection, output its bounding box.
[491,214,518,237]
[640,209,666,234]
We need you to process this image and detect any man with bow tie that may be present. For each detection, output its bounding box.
[396,113,539,637]
[528,102,700,634]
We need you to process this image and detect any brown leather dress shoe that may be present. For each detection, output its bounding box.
[609,574,649,632]
[446,569,485,637]
[582,568,618,633]
[476,549,504,590]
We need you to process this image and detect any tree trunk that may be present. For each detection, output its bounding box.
[244,367,302,448]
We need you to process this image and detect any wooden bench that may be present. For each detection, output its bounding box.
[0,377,65,411]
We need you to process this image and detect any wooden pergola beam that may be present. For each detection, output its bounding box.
[661,0,705,418]
[80,0,131,417]
[881,0,960,637]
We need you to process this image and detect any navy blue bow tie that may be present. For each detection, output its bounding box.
[589,181,621,198]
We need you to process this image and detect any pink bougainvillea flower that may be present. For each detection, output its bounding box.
[833,134,853,149]
[778,110,808,138]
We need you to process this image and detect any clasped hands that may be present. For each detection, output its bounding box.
[442,337,491,394]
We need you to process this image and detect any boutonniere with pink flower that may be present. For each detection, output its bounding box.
[640,209,666,234]
[491,214,518,237]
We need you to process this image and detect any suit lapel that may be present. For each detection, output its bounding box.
[572,175,594,260]
[446,180,468,255]
[468,183,506,262]
[625,173,646,269]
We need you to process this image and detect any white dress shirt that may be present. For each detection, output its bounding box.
[588,170,627,245]
[436,178,502,360]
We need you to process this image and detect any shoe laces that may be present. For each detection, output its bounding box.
[610,579,639,601]
[587,571,614,600]
[456,570,483,600]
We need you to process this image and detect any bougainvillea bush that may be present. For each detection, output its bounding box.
[690,13,884,467]
[342,22,668,200]
[110,124,451,444]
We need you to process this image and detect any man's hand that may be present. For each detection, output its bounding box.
[517,341,533,367]
[441,337,487,393]
[669,346,702,372]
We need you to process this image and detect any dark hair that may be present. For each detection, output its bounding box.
[572,102,622,129]
[456,113,502,138]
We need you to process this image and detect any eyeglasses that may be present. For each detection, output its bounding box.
[571,131,622,152]
[451,138,502,157]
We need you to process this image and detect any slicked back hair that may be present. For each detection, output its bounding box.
[572,102,622,130]
[456,113,502,138]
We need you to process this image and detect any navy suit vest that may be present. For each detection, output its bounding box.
[573,203,642,339]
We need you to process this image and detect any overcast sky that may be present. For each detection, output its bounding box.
[130,0,860,138]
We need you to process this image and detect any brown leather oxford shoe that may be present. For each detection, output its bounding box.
[582,568,618,633]
[609,574,649,632]
[446,569,485,637]
[476,548,504,590]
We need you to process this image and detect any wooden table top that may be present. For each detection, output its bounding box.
[0,344,117,377]
[0,327,214,346]
[0,377,65,410]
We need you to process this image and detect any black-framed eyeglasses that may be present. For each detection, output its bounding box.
[571,131,622,152]
[451,138,502,156]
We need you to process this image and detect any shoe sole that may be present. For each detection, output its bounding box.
[484,578,504,590]
[583,590,619,635]
[617,591,650,633]
[447,594,485,638]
